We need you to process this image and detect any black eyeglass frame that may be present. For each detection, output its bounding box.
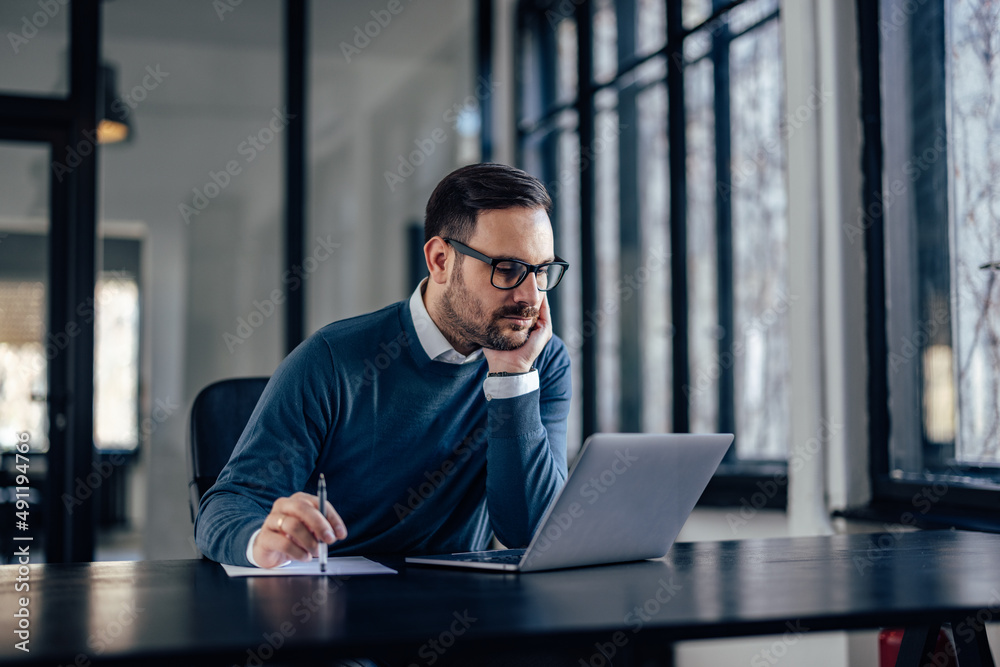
[442,238,570,291]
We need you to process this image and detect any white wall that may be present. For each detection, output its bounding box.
[306,1,476,328]
[99,0,478,559]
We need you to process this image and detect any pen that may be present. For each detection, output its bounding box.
[318,473,327,573]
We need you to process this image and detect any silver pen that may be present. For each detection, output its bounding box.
[318,473,327,573]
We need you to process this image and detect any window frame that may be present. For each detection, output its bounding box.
[515,0,788,508]
[857,0,1000,527]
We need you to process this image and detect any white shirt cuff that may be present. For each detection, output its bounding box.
[246,527,291,568]
[247,528,264,567]
[482,369,539,401]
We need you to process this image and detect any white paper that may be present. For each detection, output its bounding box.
[221,556,396,577]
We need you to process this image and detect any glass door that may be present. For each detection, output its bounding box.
[0,140,56,562]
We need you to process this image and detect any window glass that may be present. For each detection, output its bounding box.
[594,0,618,84]
[636,0,666,57]
[557,122,583,458]
[883,0,1000,483]
[557,19,578,105]
[728,0,779,35]
[686,59,719,434]
[93,271,140,450]
[637,80,671,433]
[947,0,1000,465]
[595,89,621,432]
[684,0,713,30]
[0,144,51,453]
[0,0,70,97]
[729,19,788,459]
[517,0,789,464]
[520,17,543,123]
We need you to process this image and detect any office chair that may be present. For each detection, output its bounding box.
[187,376,270,522]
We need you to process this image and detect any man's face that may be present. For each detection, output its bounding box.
[439,207,554,351]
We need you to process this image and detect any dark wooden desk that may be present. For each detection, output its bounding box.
[1,530,997,666]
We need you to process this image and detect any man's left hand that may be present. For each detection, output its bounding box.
[484,294,552,374]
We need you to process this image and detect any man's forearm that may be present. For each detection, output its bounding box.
[194,491,268,566]
[483,391,567,547]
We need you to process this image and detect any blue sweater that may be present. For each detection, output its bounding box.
[194,299,572,566]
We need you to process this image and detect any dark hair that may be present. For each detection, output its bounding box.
[424,163,552,244]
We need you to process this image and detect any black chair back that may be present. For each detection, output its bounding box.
[187,377,269,522]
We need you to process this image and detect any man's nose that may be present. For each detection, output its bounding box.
[511,271,542,305]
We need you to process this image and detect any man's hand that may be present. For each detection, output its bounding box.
[252,492,347,568]
[483,294,553,374]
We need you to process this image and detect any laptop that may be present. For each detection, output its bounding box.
[405,432,733,572]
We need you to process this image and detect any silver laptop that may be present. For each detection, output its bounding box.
[405,433,733,572]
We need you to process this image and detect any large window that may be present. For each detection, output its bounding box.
[517,0,789,485]
[0,238,141,454]
[869,0,1000,517]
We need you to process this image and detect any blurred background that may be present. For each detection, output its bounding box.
[1,1,998,664]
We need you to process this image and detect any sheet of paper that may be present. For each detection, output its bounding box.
[221,556,396,577]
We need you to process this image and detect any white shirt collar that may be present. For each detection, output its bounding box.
[408,279,484,365]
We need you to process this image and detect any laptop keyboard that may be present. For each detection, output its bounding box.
[479,552,524,564]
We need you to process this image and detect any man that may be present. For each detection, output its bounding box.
[194,162,572,568]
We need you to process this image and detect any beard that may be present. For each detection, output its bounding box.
[438,259,539,351]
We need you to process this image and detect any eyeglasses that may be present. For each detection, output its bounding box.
[443,238,569,292]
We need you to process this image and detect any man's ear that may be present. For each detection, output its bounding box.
[424,237,451,285]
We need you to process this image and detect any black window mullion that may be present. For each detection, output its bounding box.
[541,130,565,337]
[513,9,530,168]
[52,0,102,563]
[618,87,642,432]
[667,0,689,433]
[477,0,494,162]
[711,4,735,441]
[617,0,642,432]
[535,9,565,337]
[577,0,599,439]
[284,0,306,353]
[857,0,889,490]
